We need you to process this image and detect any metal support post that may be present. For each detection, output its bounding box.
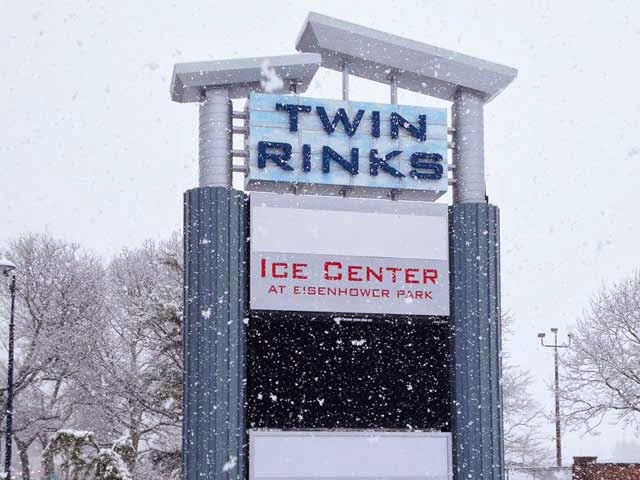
[341,61,349,101]
[390,74,398,104]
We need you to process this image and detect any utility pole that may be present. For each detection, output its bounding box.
[0,255,17,479]
[538,328,572,467]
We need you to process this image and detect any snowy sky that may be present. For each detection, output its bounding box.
[2,0,640,463]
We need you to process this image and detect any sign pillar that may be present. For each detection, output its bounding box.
[450,87,504,480]
[185,86,246,480]
[183,186,247,480]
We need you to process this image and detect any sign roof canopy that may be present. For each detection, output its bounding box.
[296,12,517,103]
[171,53,322,102]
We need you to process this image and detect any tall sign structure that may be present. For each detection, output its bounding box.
[171,12,516,480]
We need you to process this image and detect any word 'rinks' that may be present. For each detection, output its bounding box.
[260,258,439,285]
[257,102,444,180]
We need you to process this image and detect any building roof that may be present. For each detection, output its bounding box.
[574,461,640,480]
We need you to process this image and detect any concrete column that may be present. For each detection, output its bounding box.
[452,88,485,204]
[199,88,232,187]
[183,187,248,480]
[449,204,504,480]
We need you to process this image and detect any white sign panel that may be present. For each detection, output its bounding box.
[250,430,452,480]
[250,192,449,316]
[246,93,448,201]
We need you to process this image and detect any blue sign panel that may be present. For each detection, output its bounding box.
[245,93,448,200]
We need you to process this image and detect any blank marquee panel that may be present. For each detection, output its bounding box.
[250,430,452,480]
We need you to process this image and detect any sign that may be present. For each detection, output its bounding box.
[249,192,449,316]
[249,430,452,480]
[246,93,448,200]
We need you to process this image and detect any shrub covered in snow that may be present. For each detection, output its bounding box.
[42,429,133,480]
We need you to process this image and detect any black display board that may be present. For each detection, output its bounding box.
[246,311,451,431]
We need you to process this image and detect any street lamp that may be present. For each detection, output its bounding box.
[0,254,16,479]
[538,328,572,468]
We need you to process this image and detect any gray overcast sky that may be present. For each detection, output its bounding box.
[2,0,640,462]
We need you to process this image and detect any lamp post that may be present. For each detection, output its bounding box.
[538,328,572,467]
[0,254,16,479]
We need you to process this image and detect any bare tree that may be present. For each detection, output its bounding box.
[561,272,640,432]
[502,313,552,468]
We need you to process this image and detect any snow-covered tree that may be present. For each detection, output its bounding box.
[42,430,99,479]
[0,232,183,479]
[42,430,132,480]
[561,271,640,432]
[71,234,183,475]
[0,233,107,480]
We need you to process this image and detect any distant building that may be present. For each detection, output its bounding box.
[573,456,640,480]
